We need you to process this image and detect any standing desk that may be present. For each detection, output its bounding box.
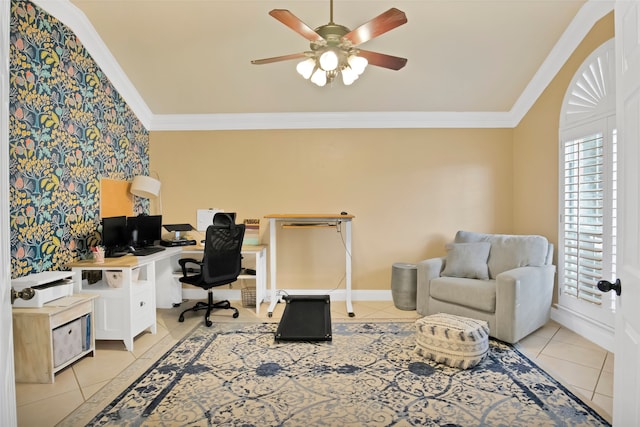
[264,213,355,317]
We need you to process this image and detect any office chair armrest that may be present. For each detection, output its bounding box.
[178,257,202,277]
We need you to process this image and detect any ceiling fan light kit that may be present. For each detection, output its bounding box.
[251,0,408,87]
[301,49,367,87]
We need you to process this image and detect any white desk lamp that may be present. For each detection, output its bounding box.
[130,175,162,214]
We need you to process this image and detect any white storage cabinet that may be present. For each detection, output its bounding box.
[69,257,157,351]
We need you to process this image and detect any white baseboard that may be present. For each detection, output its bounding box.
[550,305,615,353]
[181,288,393,302]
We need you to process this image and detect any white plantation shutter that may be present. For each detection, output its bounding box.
[562,132,605,304]
[559,39,616,327]
[610,129,617,302]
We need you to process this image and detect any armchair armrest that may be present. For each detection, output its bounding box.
[494,264,556,342]
[416,257,445,315]
[178,257,202,277]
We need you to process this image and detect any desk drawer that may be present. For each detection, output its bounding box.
[131,285,154,333]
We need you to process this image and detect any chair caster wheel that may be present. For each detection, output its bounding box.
[205,319,213,327]
[178,314,185,322]
[233,311,239,318]
[268,312,273,317]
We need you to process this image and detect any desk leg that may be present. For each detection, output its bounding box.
[345,220,354,317]
[122,268,135,352]
[71,268,82,293]
[255,247,267,315]
[148,262,158,335]
[267,218,278,317]
[155,253,182,309]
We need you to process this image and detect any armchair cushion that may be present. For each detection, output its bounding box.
[430,277,496,312]
[441,242,491,279]
[455,231,549,279]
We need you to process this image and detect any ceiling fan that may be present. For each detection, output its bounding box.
[251,0,408,87]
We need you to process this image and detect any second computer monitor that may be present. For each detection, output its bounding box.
[127,215,162,248]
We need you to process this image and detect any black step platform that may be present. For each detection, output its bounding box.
[275,295,332,342]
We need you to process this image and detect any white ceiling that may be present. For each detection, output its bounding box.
[37,0,613,130]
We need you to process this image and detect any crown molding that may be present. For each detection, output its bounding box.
[30,0,613,132]
[510,0,614,124]
[30,0,154,130]
[149,111,518,131]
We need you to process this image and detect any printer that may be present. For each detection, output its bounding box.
[11,271,75,308]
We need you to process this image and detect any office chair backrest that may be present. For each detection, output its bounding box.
[201,219,245,285]
[213,212,236,226]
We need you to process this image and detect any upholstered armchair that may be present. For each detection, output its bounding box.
[416,231,555,344]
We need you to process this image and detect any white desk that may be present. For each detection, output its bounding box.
[69,245,267,350]
[264,213,355,317]
[174,245,267,314]
[68,247,181,351]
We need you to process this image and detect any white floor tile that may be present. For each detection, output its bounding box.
[541,340,607,370]
[536,354,601,391]
[15,304,614,424]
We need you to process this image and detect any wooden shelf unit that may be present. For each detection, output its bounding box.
[12,294,97,384]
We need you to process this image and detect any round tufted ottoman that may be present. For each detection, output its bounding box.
[414,313,489,369]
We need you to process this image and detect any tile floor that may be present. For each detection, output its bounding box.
[15,300,613,426]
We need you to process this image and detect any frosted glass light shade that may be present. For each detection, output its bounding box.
[296,58,315,79]
[310,68,327,86]
[348,55,368,75]
[130,175,161,199]
[319,50,339,71]
[341,67,358,85]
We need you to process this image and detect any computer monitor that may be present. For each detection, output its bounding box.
[101,216,128,252]
[127,215,162,248]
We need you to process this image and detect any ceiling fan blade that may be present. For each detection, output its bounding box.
[269,9,324,42]
[357,50,407,71]
[342,8,407,46]
[251,52,308,65]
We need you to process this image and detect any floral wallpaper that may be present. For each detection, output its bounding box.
[9,0,149,278]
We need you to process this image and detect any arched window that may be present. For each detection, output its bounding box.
[558,39,616,327]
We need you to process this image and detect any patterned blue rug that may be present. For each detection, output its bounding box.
[85,322,610,426]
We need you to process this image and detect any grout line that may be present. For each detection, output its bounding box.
[70,362,91,402]
[591,351,610,400]
[536,326,560,359]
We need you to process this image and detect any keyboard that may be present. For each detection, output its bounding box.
[131,246,165,256]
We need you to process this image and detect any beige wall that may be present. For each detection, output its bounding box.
[513,12,614,240]
[151,129,512,291]
[150,12,614,295]
[513,12,613,302]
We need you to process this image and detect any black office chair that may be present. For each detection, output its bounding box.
[178,213,245,327]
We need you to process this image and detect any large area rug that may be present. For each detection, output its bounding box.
[77,322,609,426]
